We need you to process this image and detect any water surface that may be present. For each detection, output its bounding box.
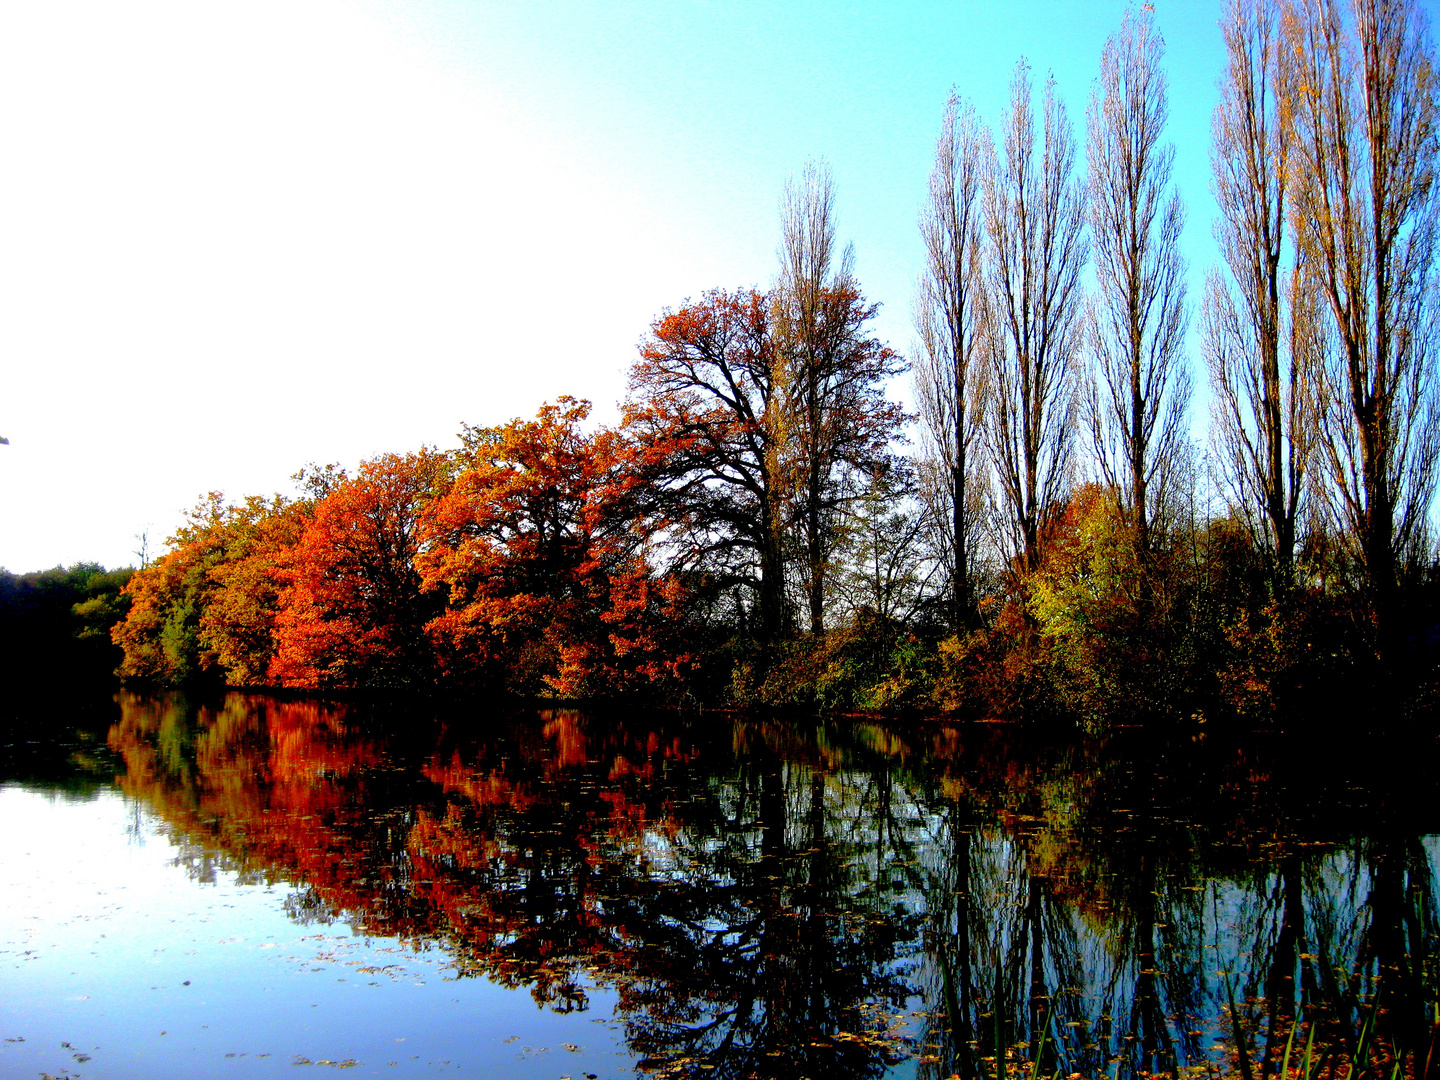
[2,691,1437,1079]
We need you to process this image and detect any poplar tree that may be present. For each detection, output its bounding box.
[776,162,903,633]
[914,94,992,630]
[1283,0,1440,637]
[1085,11,1191,559]
[985,62,1089,582]
[1205,0,1320,591]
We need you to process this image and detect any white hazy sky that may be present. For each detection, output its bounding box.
[0,0,1337,572]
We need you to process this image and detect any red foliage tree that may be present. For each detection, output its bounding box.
[626,289,789,639]
[628,281,904,641]
[270,450,451,689]
[420,398,691,697]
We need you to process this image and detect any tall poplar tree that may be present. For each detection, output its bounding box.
[1085,11,1191,559]
[915,94,992,630]
[775,162,904,633]
[1283,0,1440,638]
[1205,0,1319,590]
[985,62,1089,583]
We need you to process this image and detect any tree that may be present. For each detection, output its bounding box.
[1282,0,1440,637]
[626,288,790,640]
[1029,485,1179,726]
[1085,11,1192,559]
[197,496,313,684]
[420,399,688,697]
[1205,0,1319,591]
[984,62,1089,584]
[914,92,993,630]
[112,492,302,685]
[775,161,906,633]
[0,563,132,685]
[111,494,227,684]
[270,450,451,689]
[832,464,935,627]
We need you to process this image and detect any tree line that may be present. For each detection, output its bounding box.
[0,564,131,689]
[107,0,1440,725]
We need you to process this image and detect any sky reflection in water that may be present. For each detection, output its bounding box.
[0,784,629,1079]
[1,691,1437,1080]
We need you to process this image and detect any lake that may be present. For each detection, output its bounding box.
[1,691,1437,1080]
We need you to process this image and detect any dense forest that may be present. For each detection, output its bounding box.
[53,0,1440,726]
[0,564,131,686]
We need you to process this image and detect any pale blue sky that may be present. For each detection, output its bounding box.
[0,0,1393,571]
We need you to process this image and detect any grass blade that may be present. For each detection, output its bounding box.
[1281,1017,1297,1080]
[1226,971,1255,1080]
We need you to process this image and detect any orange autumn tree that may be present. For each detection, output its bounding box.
[270,449,452,689]
[199,494,315,684]
[625,288,789,640]
[113,492,308,684]
[112,492,232,684]
[420,398,691,697]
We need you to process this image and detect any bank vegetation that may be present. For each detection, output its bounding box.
[103,0,1440,729]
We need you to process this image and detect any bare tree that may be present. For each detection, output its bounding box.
[914,94,993,630]
[833,466,937,626]
[1204,0,1320,589]
[1085,11,1192,558]
[776,161,905,633]
[1282,0,1440,634]
[985,62,1089,583]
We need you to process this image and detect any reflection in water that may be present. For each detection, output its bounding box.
[106,692,1440,1079]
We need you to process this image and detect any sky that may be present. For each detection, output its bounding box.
[0,0,1356,572]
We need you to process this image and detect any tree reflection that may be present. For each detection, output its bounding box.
[599,738,919,1079]
[105,694,1440,1078]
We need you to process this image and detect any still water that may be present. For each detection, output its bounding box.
[1,691,1437,1080]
